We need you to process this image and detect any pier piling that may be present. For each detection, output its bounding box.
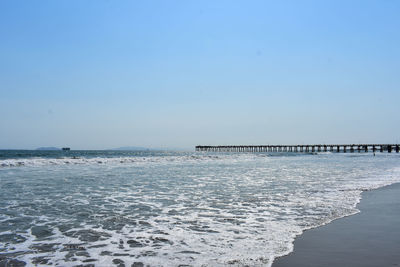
[195,144,399,154]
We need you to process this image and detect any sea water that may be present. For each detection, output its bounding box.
[1,150,400,266]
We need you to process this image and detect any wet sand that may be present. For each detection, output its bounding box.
[273,183,400,267]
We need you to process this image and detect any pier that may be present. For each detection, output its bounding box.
[195,144,400,153]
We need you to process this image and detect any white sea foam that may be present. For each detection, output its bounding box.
[0,154,239,168]
[1,153,400,266]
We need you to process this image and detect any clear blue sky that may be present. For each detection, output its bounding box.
[1,0,399,150]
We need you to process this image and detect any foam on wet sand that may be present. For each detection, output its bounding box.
[273,183,400,267]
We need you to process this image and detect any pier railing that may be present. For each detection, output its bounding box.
[195,144,400,153]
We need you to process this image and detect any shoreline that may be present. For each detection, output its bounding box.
[272,182,400,267]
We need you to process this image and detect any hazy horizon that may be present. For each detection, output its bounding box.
[0,146,191,151]
[1,0,399,150]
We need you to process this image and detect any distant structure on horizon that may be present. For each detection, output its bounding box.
[62,147,71,151]
[196,144,400,153]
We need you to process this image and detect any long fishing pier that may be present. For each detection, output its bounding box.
[196,144,400,153]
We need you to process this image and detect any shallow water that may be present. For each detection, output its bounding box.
[1,151,400,266]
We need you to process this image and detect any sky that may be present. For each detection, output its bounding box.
[1,0,399,150]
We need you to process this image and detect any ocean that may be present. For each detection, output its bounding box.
[1,150,399,266]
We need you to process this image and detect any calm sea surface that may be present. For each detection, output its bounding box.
[1,150,400,266]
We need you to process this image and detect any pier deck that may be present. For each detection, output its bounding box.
[195,144,400,153]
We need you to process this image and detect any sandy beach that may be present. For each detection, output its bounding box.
[273,182,400,267]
